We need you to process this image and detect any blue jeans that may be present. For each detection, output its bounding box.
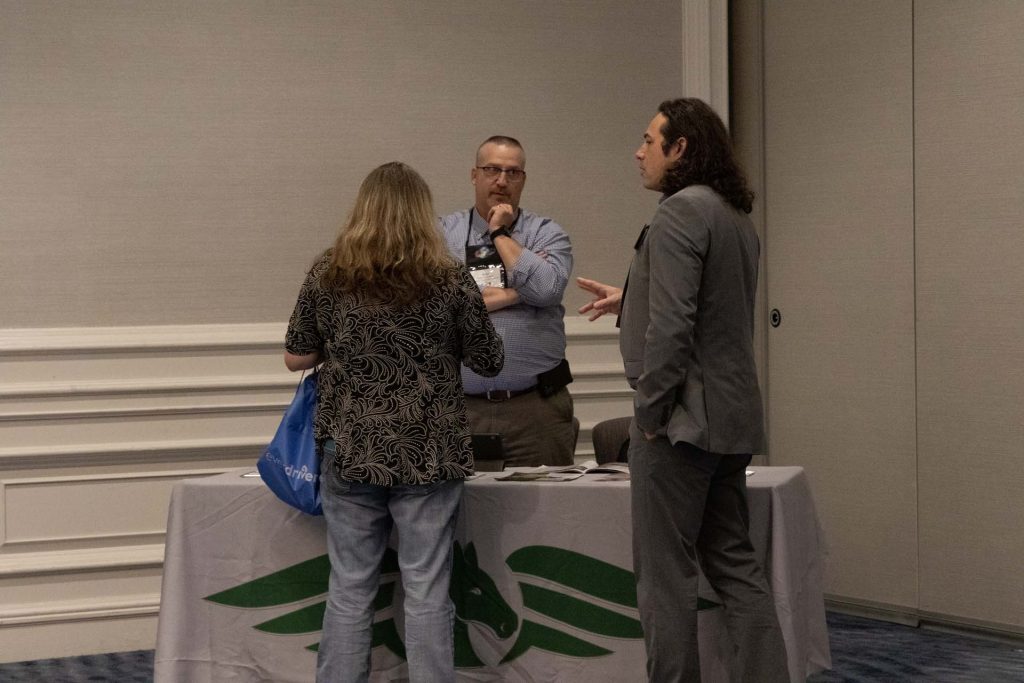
[316,441,463,683]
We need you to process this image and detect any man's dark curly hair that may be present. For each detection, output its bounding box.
[657,98,755,213]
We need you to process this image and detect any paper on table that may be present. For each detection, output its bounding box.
[549,460,630,475]
[594,471,631,482]
[496,471,583,482]
[496,460,630,482]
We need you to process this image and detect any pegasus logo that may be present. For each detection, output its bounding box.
[451,542,518,667]
[204,543,715,666]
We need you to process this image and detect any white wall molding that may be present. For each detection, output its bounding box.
[0,438,268,468]
[1,318,619,353]
[0,374,297,400]
[1,469,223,550]
[0,596,161,627]
[682,0,730,119]
[0,323,287,353]
[0,317,630,464]
[0,318,631,658]
[1,531,168,553]
[1,401,291,423]
[0,544,166,578]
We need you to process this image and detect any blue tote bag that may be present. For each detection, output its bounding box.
[257,370,323,515]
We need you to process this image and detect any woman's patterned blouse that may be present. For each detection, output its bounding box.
[285,251,504,486]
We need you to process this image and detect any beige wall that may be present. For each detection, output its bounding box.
[733,0,1024,636]
[914,0,1024,631]
[0,0,683,328]
[14,0,1022,660]
[764,0,919,610]
[0,0,718,660]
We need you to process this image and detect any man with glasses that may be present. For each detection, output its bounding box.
[441,135,575,467]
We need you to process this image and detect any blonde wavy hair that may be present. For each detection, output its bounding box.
[323,162,456,305]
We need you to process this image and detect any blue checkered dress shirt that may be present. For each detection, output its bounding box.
[440,208,572,394]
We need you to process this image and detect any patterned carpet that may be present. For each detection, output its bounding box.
[807,612,1024,683]
[0,649,153,682]
[0,612,1021,682]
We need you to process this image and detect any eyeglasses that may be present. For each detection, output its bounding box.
[476,166,526,183]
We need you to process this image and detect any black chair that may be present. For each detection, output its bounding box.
[591,416,632,464]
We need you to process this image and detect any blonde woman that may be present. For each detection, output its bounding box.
[285,162,503,682]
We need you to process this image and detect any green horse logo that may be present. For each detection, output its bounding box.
[204,543,713,665]
[451,542,518,666]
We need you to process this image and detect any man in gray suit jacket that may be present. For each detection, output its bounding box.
[578,98,789,683]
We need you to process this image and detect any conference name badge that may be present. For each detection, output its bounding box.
[466,244,506,289]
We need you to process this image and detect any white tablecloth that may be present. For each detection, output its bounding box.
[154,467,829,682]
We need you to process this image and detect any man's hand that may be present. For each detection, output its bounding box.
[486,203,516,230]
[482,286,520,312]
[485,203,522,270]
[577,277,623,321]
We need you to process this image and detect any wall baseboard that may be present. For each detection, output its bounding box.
[825,596,1024,642]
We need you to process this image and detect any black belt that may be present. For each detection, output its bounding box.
[466,386,537,402]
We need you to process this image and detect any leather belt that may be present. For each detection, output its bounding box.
[466,386,537,402]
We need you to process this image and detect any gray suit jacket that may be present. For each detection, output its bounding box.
[619,185,765,455]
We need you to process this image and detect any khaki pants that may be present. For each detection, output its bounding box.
[464,386,574,467]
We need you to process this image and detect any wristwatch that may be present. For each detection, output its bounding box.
[489,225,512,241]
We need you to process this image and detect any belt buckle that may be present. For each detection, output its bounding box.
[485,389,513,402]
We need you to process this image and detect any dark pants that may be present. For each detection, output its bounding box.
[629,422,790,683]
[464,386,575,467]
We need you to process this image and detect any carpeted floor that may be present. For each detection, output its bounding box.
[807,612,1024,683]
[0,612,1021,682]
[0,649,153,682]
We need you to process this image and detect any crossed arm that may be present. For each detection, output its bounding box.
[481,286,520,312]
[485,234,571,313]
